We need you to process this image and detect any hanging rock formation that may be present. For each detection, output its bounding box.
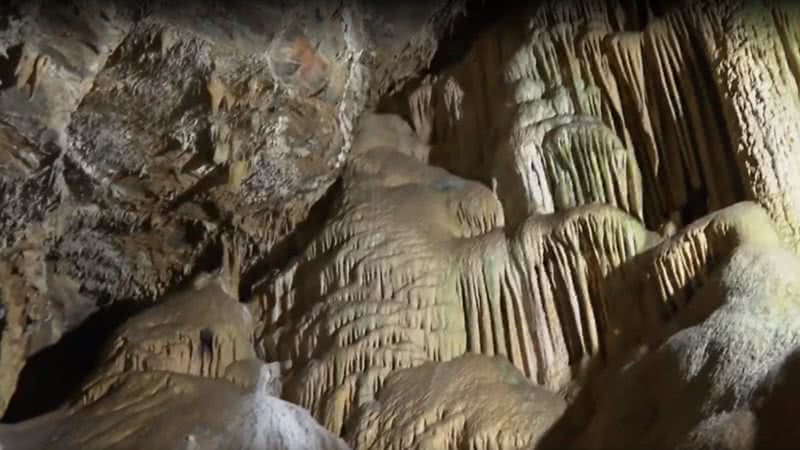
[4,1,800,449]
[254,111,660,433]
[405,0,800,247]
[0,0,460,418]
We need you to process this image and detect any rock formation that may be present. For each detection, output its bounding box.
[0,274,350,450]
[348,354,566,450]
[0,0,459,418]
[541,243,800,450]
[3,1,800,449]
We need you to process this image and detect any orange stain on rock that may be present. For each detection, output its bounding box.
[288,36,329,93]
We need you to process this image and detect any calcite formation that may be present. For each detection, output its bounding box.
[409,0,800,245]
[78,273,255,402]
[4,1,800,449]
[348,354,566,450]
[542,243,800,450]
[255,111,656,433]
[0,274,349,449]
[0,0,458,419]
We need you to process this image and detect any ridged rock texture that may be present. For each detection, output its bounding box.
[0,0,460,427]
[0,274,350,450]
[348,354,566,450]
[4,0,800,449]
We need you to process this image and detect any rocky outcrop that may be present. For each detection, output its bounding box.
[0,369,350,450]
[253,105,792,445]
[0,273,349,449]
[77,273,255,402]
[5,1,800,449]
[254,114,505,433]
[0,231,92,413]
[543,244,800,450]
[348,354,566,450]
[0,0,460,416]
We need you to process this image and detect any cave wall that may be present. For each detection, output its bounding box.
[3,1,800,450]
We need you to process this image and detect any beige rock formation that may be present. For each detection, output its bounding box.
[77,273,255,402]
[254,110,657,434]
[0,0,461,422]
[0,368,351,450]
[4,1,800,449]
[406,0,800,249]
[543,243,800,450]
[253,109,788,448]
[601,201,784,356]
[254,115,505,434]
[348,354,565,450]
[0,273,348,449]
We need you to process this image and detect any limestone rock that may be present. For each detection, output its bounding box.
[0,0,461,418]
[545,243,800,450]
[254,110,655,433]
[0,232,92,413]
[0,274,347,449]
[407,0,800,246]
[0,1,132,142]
[0,367,351,450]
[348,354,565,450]
[601,201,784,358]
[255,114,504,434]
[6,1,800,449]
[77,273,255,403]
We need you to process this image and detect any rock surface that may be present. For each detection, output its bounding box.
[542,244,800,450]
[0,0,460,416]
[348,354,566,450]
[4,1,800,449]
[0,369,351,450]
[0,273,350,449]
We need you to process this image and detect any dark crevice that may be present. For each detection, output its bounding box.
[378,1,528,196]
[684,16,746,209]
[680,186,709,227]
[376,0,522,125]
[0,216,226,423]
[0,44,23,91]
[428,0,524,75]
[1,300,149,423]
[157,228,225,298]
[199,327,214,355]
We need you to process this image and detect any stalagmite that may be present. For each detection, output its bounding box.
[255,110,656,430]
[78,273,255,402]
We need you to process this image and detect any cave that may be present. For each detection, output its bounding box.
[2,0,800,449]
